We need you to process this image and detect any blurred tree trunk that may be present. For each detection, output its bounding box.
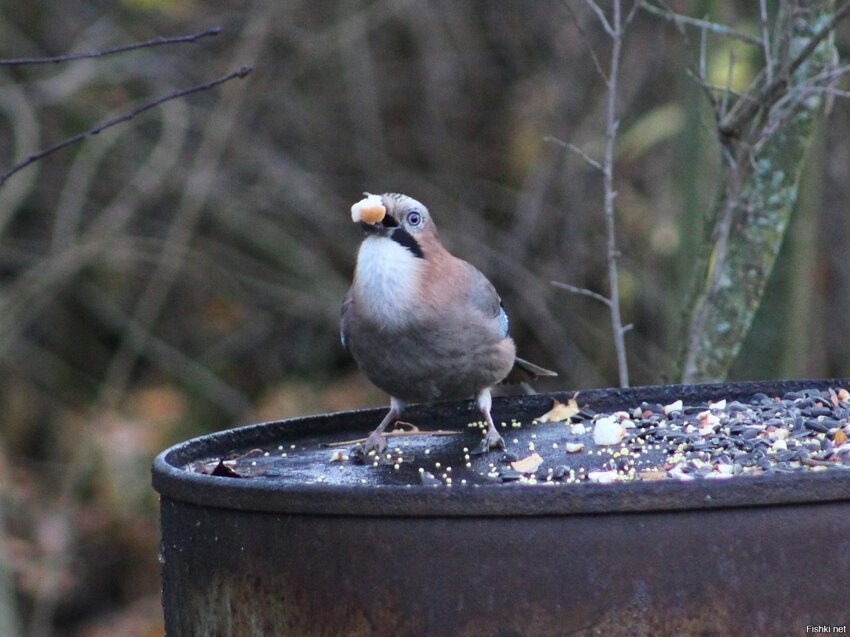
[0,503,21,637]
[678,0,841,383]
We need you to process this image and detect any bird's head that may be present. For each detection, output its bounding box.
[350,193,436,259]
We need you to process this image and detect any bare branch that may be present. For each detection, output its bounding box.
[759,0,774,84]
[720,50,736,118]
[625,0,641,26]
[583,0,615,38]
[0,65,253,188]
[551,280,612,307]
[556,0,631,385]
[545,135,603,171]
[653,0,720,115]
[602,0,630,387]
[640,2,762,46]
[562,0,608,83]
[0,27,221,66]
[684,70,761,105]
[719,0,850,137]
[812,86,850,99]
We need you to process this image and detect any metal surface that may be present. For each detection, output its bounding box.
[153,379,850,636]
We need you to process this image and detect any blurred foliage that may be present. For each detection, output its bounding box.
[0,0,849,635]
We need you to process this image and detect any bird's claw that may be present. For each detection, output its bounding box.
[364,431,388,454]
[471,429,506,455]
[350,431,388,464]
[485,429,506,451]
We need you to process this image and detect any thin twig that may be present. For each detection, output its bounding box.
[602,0,630,387]
[0,65,253,188]
[758,0,774,84]
[625,0,641,26]
[562,0,608,83]
[322,423,462,448]
[719,0,850,137]
[683,71,762,104]
[720,50,736,119]
[811,86,850,99]
[545,136,603,171]
[649,1,721,123]
[0,27,221,66]
[551,280,612,307]
[582,0,615,37]
[640,1,762,45]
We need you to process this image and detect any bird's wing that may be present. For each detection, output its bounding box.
[459,262,558,385]
[340,287,353,351]
[461,261,509,338]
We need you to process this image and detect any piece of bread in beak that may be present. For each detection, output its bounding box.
[351,194,386,224]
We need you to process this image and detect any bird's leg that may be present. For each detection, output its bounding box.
[477,388,505,451]
[361,396,405,455]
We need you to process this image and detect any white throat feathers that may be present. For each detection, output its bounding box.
[354,235,424,327]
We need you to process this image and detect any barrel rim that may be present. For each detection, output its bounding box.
[151,378,850,517]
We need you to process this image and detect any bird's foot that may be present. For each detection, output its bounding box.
[364,430,388,454]
[471,428,506,455]
[350,431,388,464]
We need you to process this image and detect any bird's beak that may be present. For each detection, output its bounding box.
[360,213,398,236]
[352,193,395,236]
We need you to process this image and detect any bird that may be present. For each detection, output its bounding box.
[340,192,556,457]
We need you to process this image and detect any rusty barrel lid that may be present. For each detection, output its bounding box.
[152,378,850,517]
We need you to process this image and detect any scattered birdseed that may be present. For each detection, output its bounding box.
[191,386,850,488]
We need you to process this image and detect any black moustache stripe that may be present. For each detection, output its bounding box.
[391,227,424,259]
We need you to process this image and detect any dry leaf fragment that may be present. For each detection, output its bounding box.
[838,388,850,403]
[537,398,580,423]
[834,429,848,446]
[638,470,667,481]
[511,452,544,474]
[329,450,346,462]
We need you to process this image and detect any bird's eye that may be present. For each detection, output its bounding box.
[406,210,423,227]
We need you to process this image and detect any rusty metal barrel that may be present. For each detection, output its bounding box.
[152,379,850,636]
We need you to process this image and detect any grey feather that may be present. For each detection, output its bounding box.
[340,288,353,351]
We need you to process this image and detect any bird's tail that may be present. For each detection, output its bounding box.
[514,356,558,379]
[501,356,558,390]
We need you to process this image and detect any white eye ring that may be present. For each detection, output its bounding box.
[406,210,423,227]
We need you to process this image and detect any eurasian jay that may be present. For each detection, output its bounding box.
[341,193,556,456]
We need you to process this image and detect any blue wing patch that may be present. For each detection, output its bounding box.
[497,303,509,338]
[340,329,348,351]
